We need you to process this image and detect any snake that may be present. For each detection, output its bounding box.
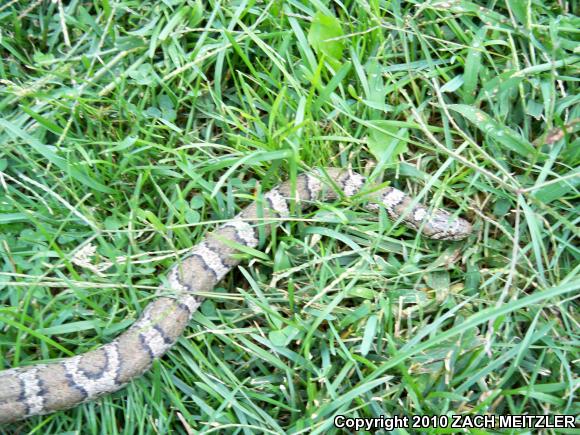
[0,168,472,424]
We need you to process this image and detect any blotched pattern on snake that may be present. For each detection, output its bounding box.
[0,169,472,424]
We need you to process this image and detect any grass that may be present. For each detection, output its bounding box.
[0,0,578,433]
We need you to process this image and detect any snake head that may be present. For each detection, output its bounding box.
[422,209,473,241]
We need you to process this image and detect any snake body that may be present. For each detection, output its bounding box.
[0,168,472,424]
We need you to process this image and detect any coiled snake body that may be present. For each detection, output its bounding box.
[0,169,472,424]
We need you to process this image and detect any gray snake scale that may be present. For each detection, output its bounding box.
[0,168,472,424]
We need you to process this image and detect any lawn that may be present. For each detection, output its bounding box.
[0,0,578,433]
